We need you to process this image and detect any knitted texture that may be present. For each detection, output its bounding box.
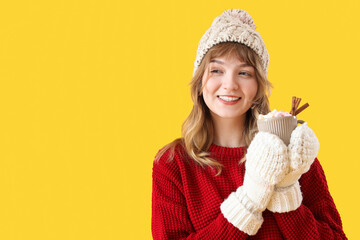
[288,123,320,173]
[220,187,263,235]
[152,143,347,239]
[267,181,303,213]
[267,123,320,213]
[245,132,289,186]
[220,132,289,235]
[193,9,269,76]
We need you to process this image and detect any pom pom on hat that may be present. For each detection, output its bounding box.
[193,9,269,76]
[221,9,256,30]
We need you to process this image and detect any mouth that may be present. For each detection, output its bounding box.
[217,95,241,102]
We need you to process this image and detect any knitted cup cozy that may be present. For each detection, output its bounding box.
[193,9,269,76]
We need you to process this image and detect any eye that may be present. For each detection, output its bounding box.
[210,69,221,73]
[239,71,251,76]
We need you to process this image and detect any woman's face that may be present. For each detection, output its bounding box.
[201,53,258,121]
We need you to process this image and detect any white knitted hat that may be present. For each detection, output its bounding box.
[193,9,269,76]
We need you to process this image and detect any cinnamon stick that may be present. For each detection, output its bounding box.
[290,96,296,115]
[295,103,309,116]
[294,98,301,111]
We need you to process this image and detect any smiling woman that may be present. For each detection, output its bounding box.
[155,41,272,171]
[151,9,347,239]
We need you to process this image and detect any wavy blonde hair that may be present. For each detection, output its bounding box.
[155,42,273,174]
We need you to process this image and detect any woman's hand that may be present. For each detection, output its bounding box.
[242,131,290,211]
[221,131,289,235]
[267,123,320,213]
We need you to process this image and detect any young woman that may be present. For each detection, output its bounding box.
[152,9,347,239]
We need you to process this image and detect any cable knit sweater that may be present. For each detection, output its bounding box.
[152,143,347,239]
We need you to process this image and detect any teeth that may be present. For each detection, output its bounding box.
[218,96,240,101]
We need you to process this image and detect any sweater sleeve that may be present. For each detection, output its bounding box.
[273,158,347,239]
[151,152,248,240]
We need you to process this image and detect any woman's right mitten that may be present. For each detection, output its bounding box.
[220,131,289,235]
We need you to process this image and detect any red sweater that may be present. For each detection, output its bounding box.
[152,143,347,239]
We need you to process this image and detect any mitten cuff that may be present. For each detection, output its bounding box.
[267,181,303,213]
[221,187,264,235]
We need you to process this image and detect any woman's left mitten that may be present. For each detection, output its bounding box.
[267,123,320,213]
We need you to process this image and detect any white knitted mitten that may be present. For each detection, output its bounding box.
[267,123,320,213]
[221,132,289,235]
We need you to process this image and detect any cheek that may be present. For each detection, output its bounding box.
[201,78,220,110]
[203,78,219,96]
[242,80,258,99]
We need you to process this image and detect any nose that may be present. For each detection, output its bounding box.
[222,72,239,91]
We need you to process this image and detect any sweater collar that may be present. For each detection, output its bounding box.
[208,143,246,159]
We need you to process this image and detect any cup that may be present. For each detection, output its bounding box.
[257,116,303,145]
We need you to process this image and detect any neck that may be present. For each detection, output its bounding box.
[211,113,246,148]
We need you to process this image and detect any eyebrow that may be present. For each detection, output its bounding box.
[210,59,251,67]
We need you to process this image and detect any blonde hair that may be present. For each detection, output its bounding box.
[155,42,272,174]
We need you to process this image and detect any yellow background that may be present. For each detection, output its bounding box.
[0,0,358,239]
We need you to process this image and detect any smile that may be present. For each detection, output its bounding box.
[217,96,241,102]
[217,95,241,105]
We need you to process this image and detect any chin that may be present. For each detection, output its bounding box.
[214,112,246,120]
